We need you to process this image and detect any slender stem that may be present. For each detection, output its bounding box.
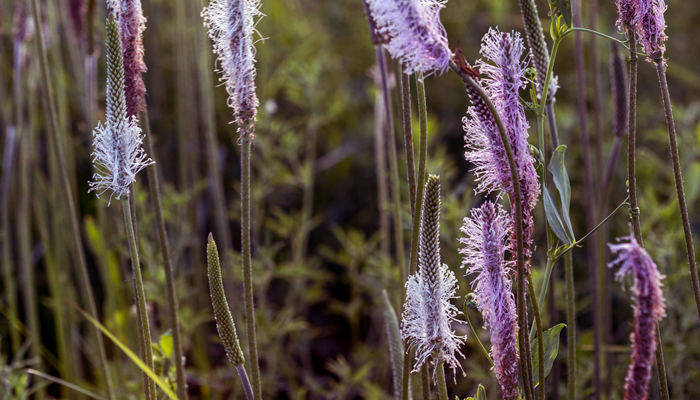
[421,365,430,400]
[572,3,602,395]
[654,59,700,319]
[141,110,188,399]
[450,61,533,400]
[436,362,448,400]
[564,252,576,400]
[397,63,417,213]
[401,71,429,400]
[401,349,412,400]
[544,103,560,148]
[236,364,255,400]
[464,309,493,365]
[121,200,156,400]
[568,27,628,47]
[528,281,545,400]
[377,47,406,288]
[374,76,391,258]
[29,0,114,397]
[654,325,670,400]
[241,133,262,400]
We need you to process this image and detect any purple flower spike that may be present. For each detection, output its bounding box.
[365,0,452,75]
[608,235,666,400]
[202,0,262,130]
[614,0,637,29]
[635,0,667,61]
[462,28,540,267]
[118,0,147,117]
[460,202,519,400]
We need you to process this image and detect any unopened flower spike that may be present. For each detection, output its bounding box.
[202,0,262,131]
[462,28,540,268]
[88,17,152,203]
[608,234,666,400]
[401,175,464,374]
[460,202,519,400]
[118,0,147,117]
[364,0,452,75]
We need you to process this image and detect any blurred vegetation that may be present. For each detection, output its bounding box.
[0,0,698,399]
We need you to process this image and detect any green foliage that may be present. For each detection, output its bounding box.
[531,323,566,388]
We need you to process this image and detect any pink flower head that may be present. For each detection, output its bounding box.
[202,0,261,130]
[614,0,637,29]
[635,0,667,61]
[364,0,451,75]
[462,28,540,268]
[118,0,148,117]
[460,201,519,400]
[608,235,666,400]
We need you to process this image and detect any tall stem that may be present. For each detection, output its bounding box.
[397,63,417,212]
[528,280,545,400]
[29,0,113,396]
[421,365,430,400]
[564,252,576,400]
[141,110,188,399]
[241,133,262,400]
[400,72,429,400]
[450,61,533,400]
[121,200,155,400]
[572,2,602,397]
[377,47,406,288]
[374,73,391,258]
[625,35,670,400]
[654,59,700,319]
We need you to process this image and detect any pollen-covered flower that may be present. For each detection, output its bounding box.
[402,175,464,373]
[608,235,666,400]
[635,0,667,61]
[460,202,519,400]
[462,28,540,267]
[364,0,451,75]
[118,0,147,117]
[202,0,261,129]
[88,17,152,202]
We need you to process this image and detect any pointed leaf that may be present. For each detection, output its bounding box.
[548,146,575,240]
[555,0,572,27]
[531,323,566,388]
[382,290,404,400]
[543,186,571,244]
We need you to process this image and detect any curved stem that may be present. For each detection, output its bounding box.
[464,308,494,366]
[141,110,187,399]
[122,200,155,400]
[236,364,255,400]
[241,133,262,400]
[450,61,533,400]
[29,0,114,396]
[653,59,700,320]
[568,27,628,47]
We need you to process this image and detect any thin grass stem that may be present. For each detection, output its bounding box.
[564,251,576,400]
[528,280,545,400]
[436,361,448,400]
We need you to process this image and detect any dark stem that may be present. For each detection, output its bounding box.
[421,364,430,400]
[141,110,188,399]
[29,0,114,397]
[572,1,602,396]
[449,61,533,400]
[653,59,700,319]
[397,63,417,213]
[528,280,545,400]
[436,362,448,400]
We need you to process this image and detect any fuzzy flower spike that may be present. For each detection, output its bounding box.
[460,201,519,400]
[608,234,666,400]
[462,28,540,268]
[364,0,451,75]
[402,175,464,373]
[635,0,667,61]
[88,17,152,202]
[118,0,147,117]
[202,0,261,131]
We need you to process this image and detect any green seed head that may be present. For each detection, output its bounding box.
[207,234,245,367]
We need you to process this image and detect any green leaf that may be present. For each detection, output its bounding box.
[75,307,179,400]
[462,384,486,400]
[531,323,566,388]
[159,331,174,359]
[543,186,571,244]
[381,289,403,398]
[548,145,575,241]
